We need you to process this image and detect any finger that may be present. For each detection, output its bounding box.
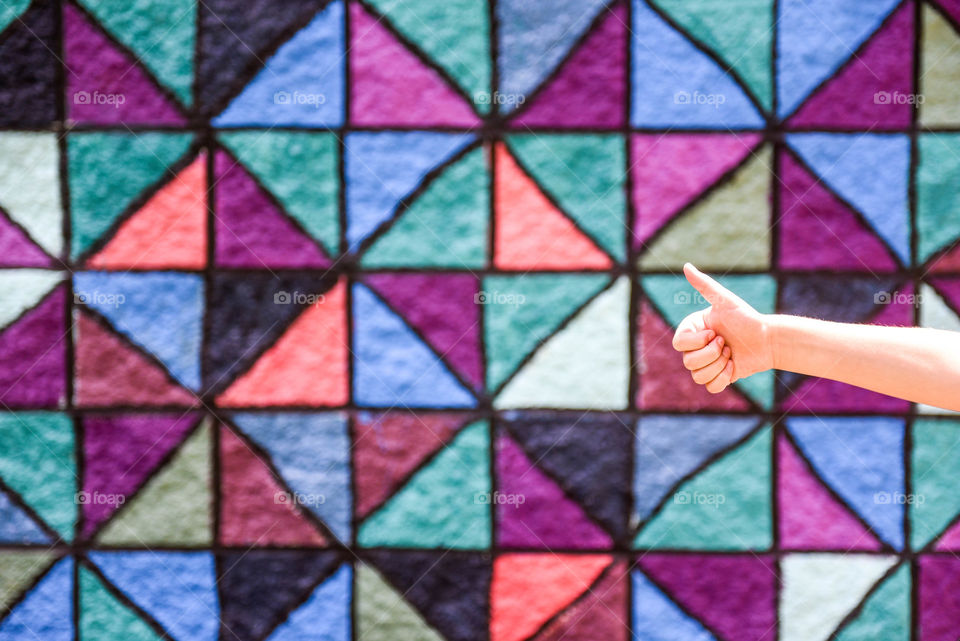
[692,346,731,384]
[705,359,735,394]
[683,263,734,307]
[673,327,715,351]
[682,335,725,370]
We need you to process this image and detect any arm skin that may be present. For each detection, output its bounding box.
[673,263,960,412]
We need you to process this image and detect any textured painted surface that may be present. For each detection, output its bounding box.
[1,1,959,639]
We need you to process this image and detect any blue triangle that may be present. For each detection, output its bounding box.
[345,132,474,248]
[351,283,475,408]
[496,0,608,112]
[631,0,764,128]
[788,133,910,263]
[787,417,905,549]
[74,272,204,389]
[632,570,718,641]
[89,551,218,641]
[0,557,72,641]
[213,1,344,127]
[0,491,50,543]
[230,412,352,542]
[778,0,900,117]
[266,564,351,641]
[634,415,759,520]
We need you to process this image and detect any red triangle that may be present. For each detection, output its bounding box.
[532,561,629,641]
[88,153,207,269]
[778,433,884,550]
[928,241,960,273]
[219,425,328,546]
[217,278,348,407]
[491,554,611,641]
[353,412,467,519]
[74,310,197,407]
[778,152,898,271]
[638,300,751,411]
[632,134,760,246]
[789,2,915,129]
[494,143,611,270]
[349,3,480,127]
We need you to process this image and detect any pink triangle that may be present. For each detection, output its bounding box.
[638,300,751,411]
[778,433,884,550]
[349,3,480,128]
[935,518,960,550]
[637,554,776,641]
[0,286,67,408]
[779,152,898,271]
[0,209,53,267]
[511,4,626,129]
[631,134,760,246]
[214,150,331,268]
[932,278,960,312]
[363,273,483,389]
[496,435,612,549]
[928,242,960,273]
[63,3,184,125]
[82,413,200,537]
[789,2,914,129]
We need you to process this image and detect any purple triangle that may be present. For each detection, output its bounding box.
[779,152,898,271]
[789,2,914,129]
[919,556,960,641]
[496,435,612,549]
[0,285,66,408]
[63,4,184,125]
[0,209,53,267]
[934,0,960,28]
[82,412,199,537]
[932,278,960,313]
[510,3,626,129]
[214,150,332,268]
[364,273,482,389]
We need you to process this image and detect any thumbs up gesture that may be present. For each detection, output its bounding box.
[672,263,774,394]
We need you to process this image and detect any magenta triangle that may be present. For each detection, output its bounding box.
[349,3,480,128]
[931,278,960,313]
[935,518,960,550]
[0,285,66,408]
[934,0,960,25]
[779,152,898,271]
[783,377,911,414]
[637,554,776,641]
[0,209,53,267]
[82,413,200,537]
[214,150,331,268]
[510,3,626,129]
[789,2,914,129]
[496,435,612,549]
[778,433,884,550]
[63,3,184,125]
[632,134,760,247]
[363,273,482,389]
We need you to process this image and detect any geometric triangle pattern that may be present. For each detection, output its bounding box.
[0,0,950,638]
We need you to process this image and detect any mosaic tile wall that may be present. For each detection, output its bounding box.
[2,0,960,639]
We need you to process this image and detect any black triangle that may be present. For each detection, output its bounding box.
[503,412,632,541]
[364,551,491,641]
[780,275,903,323]
[0,0,58,126]
[197,0,330,115]
[218,550,342,641]
[204,272,338,392]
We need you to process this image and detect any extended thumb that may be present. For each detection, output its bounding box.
[683,263,729,306]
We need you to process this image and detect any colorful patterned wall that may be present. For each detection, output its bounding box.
[2,0,960,639]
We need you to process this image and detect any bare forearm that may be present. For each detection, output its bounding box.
[769,315,960,412]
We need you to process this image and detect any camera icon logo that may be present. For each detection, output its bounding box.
[73,90,91,105]
[274,291,291,304]
[274,91,291,105]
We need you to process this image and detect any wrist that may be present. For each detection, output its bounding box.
[761,314,783,371]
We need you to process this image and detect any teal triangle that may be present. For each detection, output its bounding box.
[76,0,195,105]
[68,132,193,258]
[635,426,772,550]
[506,135,626,260]
[0,558,73,641]
[352,283,475,408]
[358,420,491,549]
[917,133,960,264]
[642,274,777,408]
[484,273,610,391]
[0,1,30,34]
[0,413,75,542]
[632,570,718,641]
[230,413,352,542]
[911,419,960,549]
[218,131,340,256]
[361,147,489,268]
[80,566,164,641]
[833,563,910,641]
[0,491,51,543]
[266,564,351,641]
[73,272,203,389]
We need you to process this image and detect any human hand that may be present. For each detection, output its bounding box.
[671,263,774,393]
